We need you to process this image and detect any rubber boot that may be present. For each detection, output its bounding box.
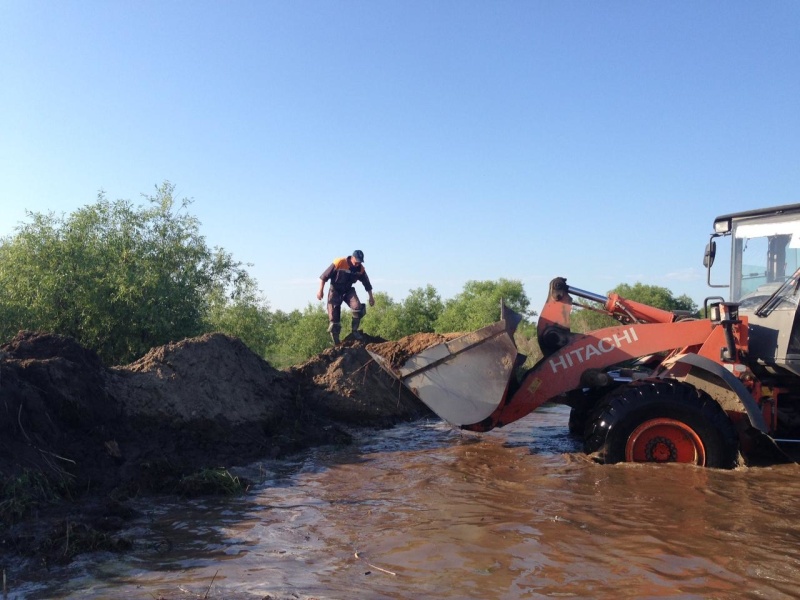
[351,317,362,340]
[328,322,341,345]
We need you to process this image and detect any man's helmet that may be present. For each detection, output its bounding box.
[352,250,365,263]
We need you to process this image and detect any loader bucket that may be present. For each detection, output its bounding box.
[367,304,525,426]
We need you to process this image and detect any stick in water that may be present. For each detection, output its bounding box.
[354,551,397,576]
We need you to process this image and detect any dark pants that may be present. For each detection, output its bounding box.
[327,287,363,327]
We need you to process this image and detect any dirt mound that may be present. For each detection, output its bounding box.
[0,329,443,573]
[0,332,121,488]
[0,330,437,497]
[2,330,105,368]
[109,333,291,424]
[367,332,464,369]
[288,333,433,426]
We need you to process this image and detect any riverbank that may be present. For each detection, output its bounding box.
[0,330,434,574]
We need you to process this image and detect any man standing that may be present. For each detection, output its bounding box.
[316,249,375,344]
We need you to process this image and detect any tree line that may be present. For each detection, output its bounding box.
[0,183,697,369]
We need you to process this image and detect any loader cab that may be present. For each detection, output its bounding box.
[707,203,800,377]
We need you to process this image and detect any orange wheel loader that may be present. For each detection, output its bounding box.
[369,203,800,467]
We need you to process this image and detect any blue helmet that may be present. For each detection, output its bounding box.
[352,250,365,263]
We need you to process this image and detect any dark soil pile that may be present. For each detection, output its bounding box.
[289,333,432,426]
[0,329,439,569]
[0,330,438,496]
[0,332,123,492]
[1,332,332,498]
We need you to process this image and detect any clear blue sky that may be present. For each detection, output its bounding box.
[2,1,798,313]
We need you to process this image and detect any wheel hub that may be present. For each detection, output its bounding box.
[644,436,677,462]
[625,418,706,465]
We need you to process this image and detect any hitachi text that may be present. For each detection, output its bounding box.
[548,328,640,374]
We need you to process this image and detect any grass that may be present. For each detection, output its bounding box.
[176,467,248,497]
[37,520,132,562]
[0,469,66,528]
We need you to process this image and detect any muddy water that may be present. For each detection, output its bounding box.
[13,405,800,600]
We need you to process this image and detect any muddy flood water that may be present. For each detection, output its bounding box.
[11,404,800,600]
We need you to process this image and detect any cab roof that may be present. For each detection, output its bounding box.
[714,203,800,227]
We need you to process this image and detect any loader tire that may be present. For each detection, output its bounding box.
[568,389,605,436]
[583,380,738,469]
[568,403,591,437]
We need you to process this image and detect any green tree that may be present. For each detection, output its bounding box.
[363,286,443,340]
[362,292,404,340]
[398,285,443,334]
[266,304,330,368]
[435,279,530,333]
[0,182,253,364]
[205,277,275,357]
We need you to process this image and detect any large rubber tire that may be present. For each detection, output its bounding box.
[568,403,592,437]
[568,388,608,436]
[583,380,739,468]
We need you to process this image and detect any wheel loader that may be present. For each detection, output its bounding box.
[368,203,800,467]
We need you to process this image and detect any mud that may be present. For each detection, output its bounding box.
[289,333,430,426]
[366,332,464,370]
[0,329,436,569]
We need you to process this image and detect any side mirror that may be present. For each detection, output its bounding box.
[703,240,716,268]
